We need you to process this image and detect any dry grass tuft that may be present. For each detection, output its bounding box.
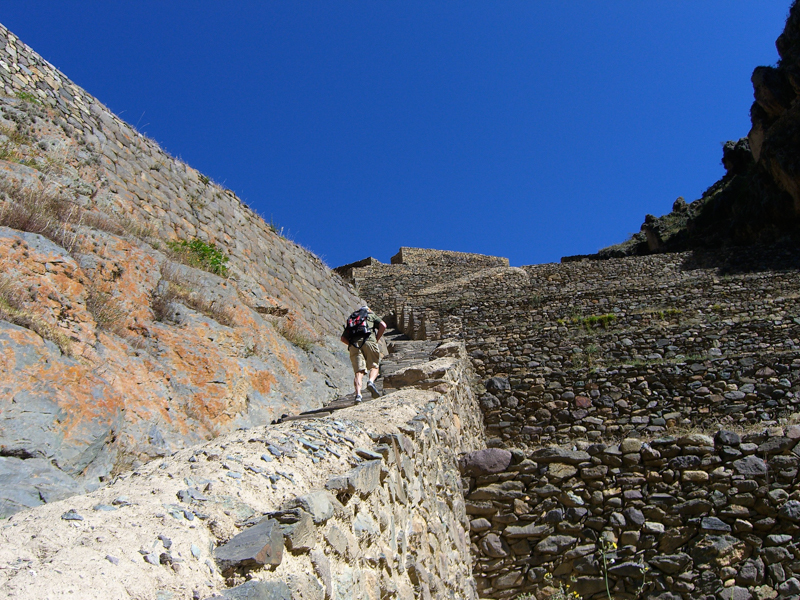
[0,276,73,356]
[151,263,235,327]
[0,182,84,252]
[278,315,317,352]
[85,288,129,337]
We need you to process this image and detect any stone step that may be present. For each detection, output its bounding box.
[276,332,439,423]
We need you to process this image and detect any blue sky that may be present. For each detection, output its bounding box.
[2,2,791,267]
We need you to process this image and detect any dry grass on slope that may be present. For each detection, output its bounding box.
[0,275,73,355]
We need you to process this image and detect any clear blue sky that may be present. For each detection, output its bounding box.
[2,2,791,267]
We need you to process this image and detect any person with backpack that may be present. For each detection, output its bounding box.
[341,305,387,403]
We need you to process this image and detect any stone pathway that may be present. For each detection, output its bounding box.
[278,330,440,422]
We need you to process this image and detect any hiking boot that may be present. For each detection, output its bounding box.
[354,394,362,403]
[366,380,382,398]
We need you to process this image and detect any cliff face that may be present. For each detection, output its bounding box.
[0,25,361,516]
[596,1,800,259]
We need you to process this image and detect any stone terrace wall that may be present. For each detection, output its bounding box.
[350,245,800,600]
[337,248,508,321]
[391,247,509,267]
[462,428,800,600]
[0,341,486,600]
[340,263,497,323]
[385,251,800,449]
[0,23,359,337]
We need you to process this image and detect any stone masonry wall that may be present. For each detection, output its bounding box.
[0,340,486,600]
[385,250,800,449]
[390,247,509,267]
[343,263,511,325]
[462,428,800,600]
[0,23,360,337]
[352,245,800,599]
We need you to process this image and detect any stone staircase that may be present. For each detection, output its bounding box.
[278,330,441,422]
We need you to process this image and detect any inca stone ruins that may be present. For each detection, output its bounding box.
[3,6,800,600]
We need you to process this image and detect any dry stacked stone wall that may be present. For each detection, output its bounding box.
[337,249,509,324]
[357,249,800,448]
[0,24,359,337]
[461,428,800,599]
[390,247,509,267]
[349,246,800,599]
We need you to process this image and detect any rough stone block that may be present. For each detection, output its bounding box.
[459,448,512,476]
[530,447,590,465]
[214,518,284,571]
[280,510,316,552]
[348,460,382,495]
[285,490,339,524]
[204,580,292,600]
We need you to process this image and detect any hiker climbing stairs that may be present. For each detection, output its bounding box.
[278,329,440,422]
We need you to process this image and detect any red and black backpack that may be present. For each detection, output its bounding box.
[343,308,372,347]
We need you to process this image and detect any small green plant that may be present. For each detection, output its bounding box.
[599,538,617,600]
[523,294,543,309]
[586,343,600,367]
[562,313,617,331]
[199,174,210,185]
[14,91,41,104]
[581,313,616,330]
[710,303,724,313]
[540,573,581,600]
[167,237,229,277]
[267,216,285,238]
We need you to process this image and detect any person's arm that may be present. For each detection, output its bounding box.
[341,335,350,345]
[375,321,387,342]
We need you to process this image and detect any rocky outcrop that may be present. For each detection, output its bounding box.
[591,2,800,260]
[0,25,362,515]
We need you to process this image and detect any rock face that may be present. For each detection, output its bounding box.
[0,24,362,515]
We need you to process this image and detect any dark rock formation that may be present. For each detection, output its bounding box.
[589,1,800,260]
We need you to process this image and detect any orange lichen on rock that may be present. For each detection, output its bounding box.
[251,369,277,395]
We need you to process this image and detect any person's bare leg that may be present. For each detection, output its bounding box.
[354,371,364,397]
[368,366,379,385]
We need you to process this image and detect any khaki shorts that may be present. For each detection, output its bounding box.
[349,340,380,373]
